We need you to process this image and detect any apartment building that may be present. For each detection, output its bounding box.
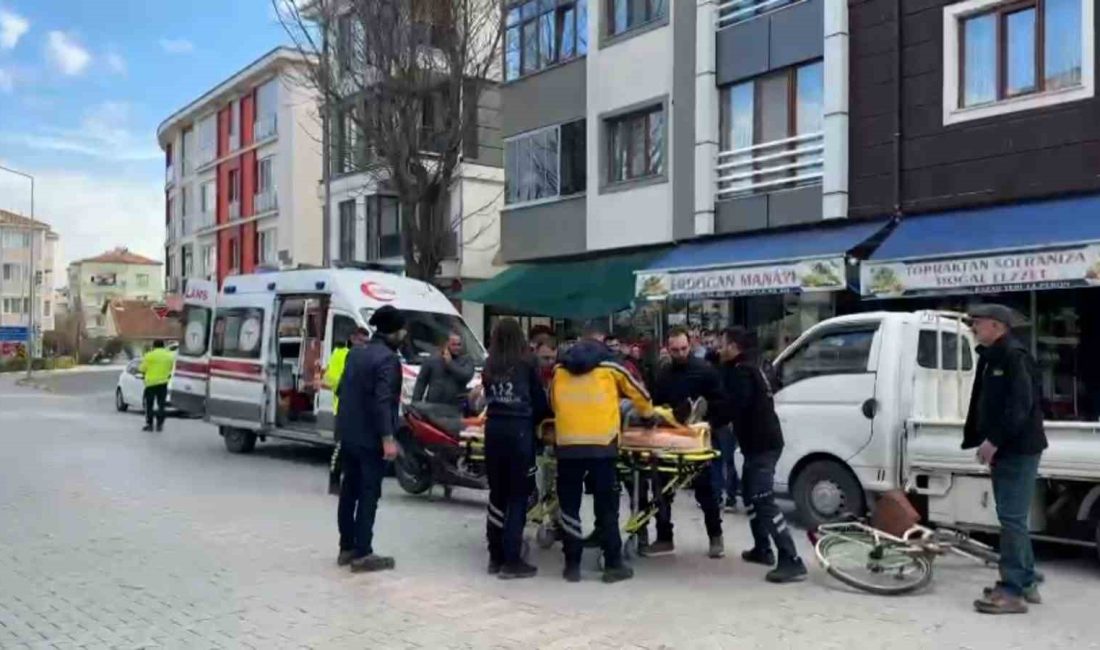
[157,47,323,294]
[0,210,58,339]
[468,0,866,346]
[67,248,162,339]
[322,7,505,336]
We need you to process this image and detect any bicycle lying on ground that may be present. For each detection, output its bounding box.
[808,518,1000,595]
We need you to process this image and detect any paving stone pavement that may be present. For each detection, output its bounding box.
[3,372,1100,649]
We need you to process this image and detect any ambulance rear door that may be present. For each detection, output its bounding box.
[169,279,216,417]
[207,292,275,430]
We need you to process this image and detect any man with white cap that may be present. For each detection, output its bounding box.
[964,303,1047,614]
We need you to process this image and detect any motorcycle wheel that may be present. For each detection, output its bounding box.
[394,452,432,495]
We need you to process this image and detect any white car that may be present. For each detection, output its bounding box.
[115,358,176,414]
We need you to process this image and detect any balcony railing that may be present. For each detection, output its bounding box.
[255,190,278,214]
[228,201,241,220]
[165,165,175,187]
[716,131,824,199]
[716,0,800,30]
[254,115,278,141]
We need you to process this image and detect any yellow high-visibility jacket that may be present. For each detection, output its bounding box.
[324,346,349,414]
[550,340,654,459]
[140,348,175,388]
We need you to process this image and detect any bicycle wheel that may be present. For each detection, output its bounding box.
[817,533,934,596]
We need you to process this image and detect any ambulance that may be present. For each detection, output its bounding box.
[168,267,485,454]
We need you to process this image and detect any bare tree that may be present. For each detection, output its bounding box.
[277,0,503,280]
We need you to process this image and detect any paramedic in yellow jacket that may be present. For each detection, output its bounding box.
[326,327,370,494]
[550,321,655,584]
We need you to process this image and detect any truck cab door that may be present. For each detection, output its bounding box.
[315,310,360,440]
[772,322,883,493]
[207,293,273,430]
[168,280,216,417]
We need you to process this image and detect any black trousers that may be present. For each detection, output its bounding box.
[558,456,622,569]
[143,384,168,427]
[337,445,385,556]
[485,419,536,565]
[647,461,723,541]
[742,449,798,561]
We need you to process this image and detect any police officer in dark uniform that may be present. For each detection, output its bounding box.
[335,306,405,572]
[483,318,550,579]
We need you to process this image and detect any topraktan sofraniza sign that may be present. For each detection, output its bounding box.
[636,257,846,300]
[861,244,1100,298]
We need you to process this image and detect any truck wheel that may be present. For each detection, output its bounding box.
[115,388,128,412]
[222,427,257,454]
[394,452,432,495]
[793,460,865,527]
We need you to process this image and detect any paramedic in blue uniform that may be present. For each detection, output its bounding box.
[482,318,550,579]
[335,305,405,573]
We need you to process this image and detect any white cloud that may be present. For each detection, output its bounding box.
[0,101,161,161]
[0,67,12,93]
[0,165,163,274]
[158,38,194,54]
[105,52,126,75]
[46,31,91,76]
[0,9,29,50]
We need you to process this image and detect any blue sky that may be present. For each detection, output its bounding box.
[0,0,292,271]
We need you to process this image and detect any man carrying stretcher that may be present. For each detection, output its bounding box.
[551,321,656,584]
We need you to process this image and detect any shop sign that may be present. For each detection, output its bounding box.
[861,244,1100,298]
[636,257,846,300]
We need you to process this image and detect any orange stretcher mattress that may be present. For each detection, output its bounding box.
[621,424,711,454]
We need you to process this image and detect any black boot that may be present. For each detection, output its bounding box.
[350,554,396,573]
[337,550,356,567]
[499,560,538,580]
[602,565,634,584]
[766,557,808,583]
[741,547,776,566]
[562,564,581,583]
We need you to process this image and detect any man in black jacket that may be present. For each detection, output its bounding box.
[335,306,405,573]
[714,327,806,583]
[412,331,476,408]
[965,304,1047,615]
[644,327,726,558]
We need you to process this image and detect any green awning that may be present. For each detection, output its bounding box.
[458,248,665,319]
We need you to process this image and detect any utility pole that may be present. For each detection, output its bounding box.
[0,165,35,380]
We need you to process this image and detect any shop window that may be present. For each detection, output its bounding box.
[917,330,975,371]
[505,0,588,82]
[944,0,1092,125]
[505,119,586,205]
[606,105,665,184]
[778,326,878,387]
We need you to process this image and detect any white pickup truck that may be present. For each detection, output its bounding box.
[771,310,1100,556]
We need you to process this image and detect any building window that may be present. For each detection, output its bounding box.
[180,127,194,175]
[43,301,50,318]
[228,238,240,271]
[945,0,1092,124]
[505,119,586,205]
[228,101,239,150]
[607,0,666,37]
[718,60,823,196]
[257,157,273,194]
[339,200,357,261]
[337,12,354,73]
[201,244,216,279]
[607,105,665,184]
[257,229,277,265]
[228,169,240,217]
[366,195,402,259]
[200,180,216,225]
[182,245,194,277]
[198,113,217,166]
[255,78,279,140]
[717,0,799,30]
[2,263,21,283]
[136,274,149,288]
[1,231,31,248]
[334,105,363,174]
[505,0,588,82]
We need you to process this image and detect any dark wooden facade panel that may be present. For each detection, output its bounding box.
[848,0,1100,219]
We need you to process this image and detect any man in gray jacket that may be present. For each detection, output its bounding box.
[412,331,476,408]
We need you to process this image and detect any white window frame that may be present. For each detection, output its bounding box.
[258,228,277,265]
[504,120,586,208]
[943,0,1094,126]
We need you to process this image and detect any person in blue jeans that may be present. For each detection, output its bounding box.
[964,304,1048,614]
[712,424,741,510]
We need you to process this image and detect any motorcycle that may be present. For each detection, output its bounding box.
[394,401,487,497]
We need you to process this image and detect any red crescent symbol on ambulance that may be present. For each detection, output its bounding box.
[361,281,396,302]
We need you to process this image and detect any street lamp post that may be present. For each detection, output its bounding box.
[0,165,36,380]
